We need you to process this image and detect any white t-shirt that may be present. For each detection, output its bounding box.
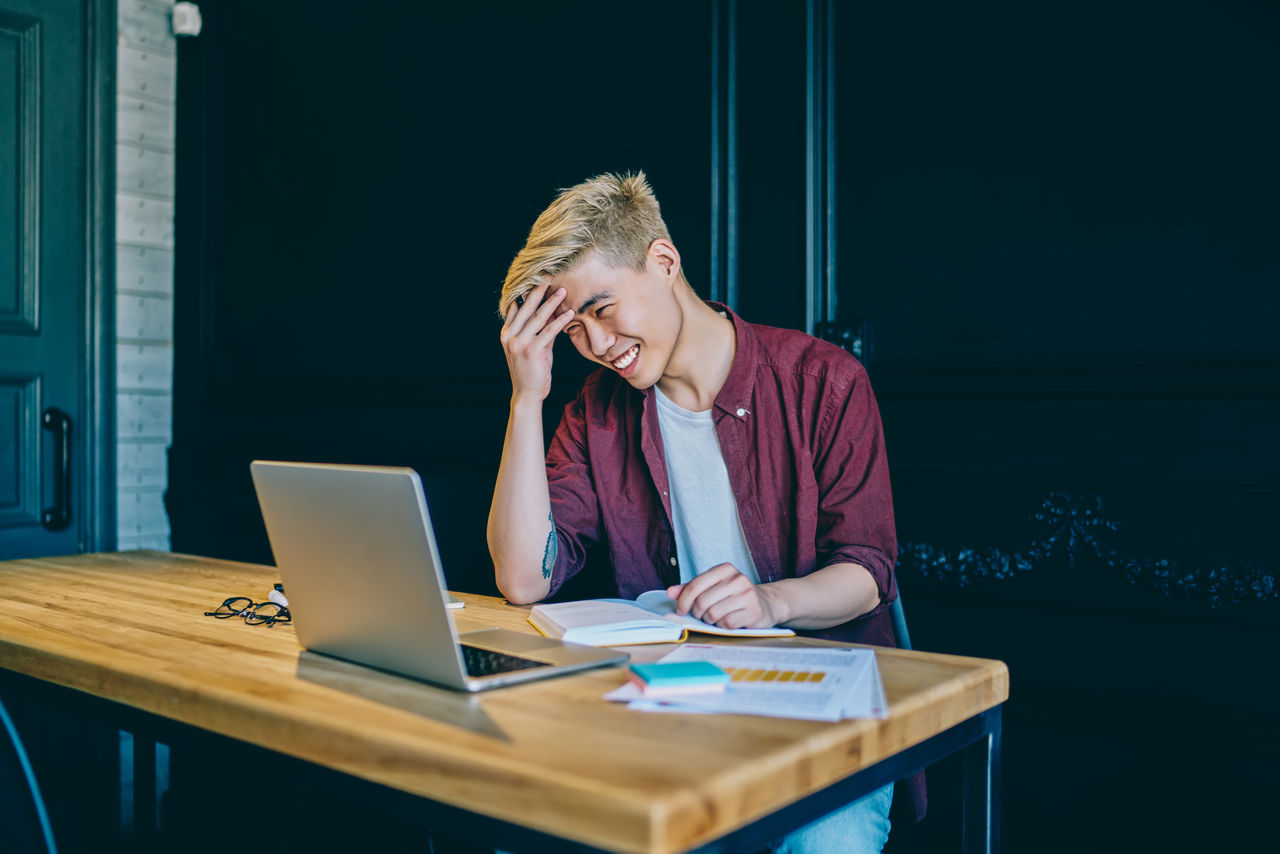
[654,386,761,586]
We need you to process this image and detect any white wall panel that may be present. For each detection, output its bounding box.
[117,145,175,197]
[116,94,175,150]
[115,0,178,550]
[118,44,176,103]
[118,441,168,490]
[119,0,175,53]
[117,393,173,443]
[116,194,175,249]
[117,343,173,391]
[118,490,171,538]
[117,295,173,342]
[117,244,174,295]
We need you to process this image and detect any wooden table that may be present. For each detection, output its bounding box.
[0,551,1008,853]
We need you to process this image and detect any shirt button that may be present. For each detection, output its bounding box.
[669,557,678,567]
[736,408,747,417]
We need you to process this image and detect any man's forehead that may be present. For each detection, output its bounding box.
[574,289,615,313]
[548,251,643,311]
[548,272,619,311]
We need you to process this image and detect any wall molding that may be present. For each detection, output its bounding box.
[0,375,40,527]
[804,0,836,335]
[87,0,118,551]
[709,0,738,308]
[0,11,40,334]
[898,492,1279,607]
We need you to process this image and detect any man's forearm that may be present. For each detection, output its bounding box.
[757,562,882,630]
[487,396,557,603]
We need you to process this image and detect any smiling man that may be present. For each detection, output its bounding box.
[487,173,908,853]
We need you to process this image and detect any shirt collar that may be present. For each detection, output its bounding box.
[638,301,758,421]
[708,302,758,420]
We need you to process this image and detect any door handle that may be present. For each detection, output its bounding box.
[41,407,72,531]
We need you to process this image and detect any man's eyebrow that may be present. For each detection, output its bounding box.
[576,291,614,314]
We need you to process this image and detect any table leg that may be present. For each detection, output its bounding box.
[120,731,168,844]
[961,705,1002,854]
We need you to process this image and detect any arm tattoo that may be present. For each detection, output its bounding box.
[541,509,557,579]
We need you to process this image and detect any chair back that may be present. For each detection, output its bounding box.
[0,697,58,854]
[890,593,913,651]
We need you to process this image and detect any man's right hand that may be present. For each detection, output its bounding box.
[499,284,575,402]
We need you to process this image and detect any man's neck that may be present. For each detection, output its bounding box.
[655,290,736,411]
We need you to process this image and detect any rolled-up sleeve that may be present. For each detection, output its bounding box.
[811,364,898,619]
[545,393,604,597]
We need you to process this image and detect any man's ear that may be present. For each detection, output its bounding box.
[648,239,682,285]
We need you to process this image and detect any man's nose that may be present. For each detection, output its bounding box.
[588,324,613,357]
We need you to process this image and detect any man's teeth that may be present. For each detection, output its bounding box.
[613,346,639,370]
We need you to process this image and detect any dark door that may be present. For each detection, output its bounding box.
[0,0,109,559]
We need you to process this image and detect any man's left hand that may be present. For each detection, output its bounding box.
[666,563,783,629]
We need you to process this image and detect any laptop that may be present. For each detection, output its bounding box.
[249,461,628,691]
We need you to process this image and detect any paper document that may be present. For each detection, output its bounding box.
[604,644,888,721]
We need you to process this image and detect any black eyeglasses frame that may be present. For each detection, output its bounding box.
[203,596,292,627]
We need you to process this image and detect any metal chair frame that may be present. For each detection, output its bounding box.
[0,696,58,853]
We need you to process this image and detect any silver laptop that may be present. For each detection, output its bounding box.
[249,461,627,691]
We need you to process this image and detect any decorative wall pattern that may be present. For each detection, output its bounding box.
[897,492,1279,607]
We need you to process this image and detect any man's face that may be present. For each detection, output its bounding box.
[547,248,681,390]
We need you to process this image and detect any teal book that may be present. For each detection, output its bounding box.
[628,661,730,696]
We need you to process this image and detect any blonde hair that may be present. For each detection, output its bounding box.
[499,171,672,318]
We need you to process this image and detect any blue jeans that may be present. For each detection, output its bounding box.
[496,783,891,854]
[770,782,893,854]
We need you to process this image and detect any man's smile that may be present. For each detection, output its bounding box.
[611,344,640,371]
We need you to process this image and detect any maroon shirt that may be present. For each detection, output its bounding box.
[545,303,899,648]
[544,305,926,820]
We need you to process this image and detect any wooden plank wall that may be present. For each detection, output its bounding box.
[115,0,176,550]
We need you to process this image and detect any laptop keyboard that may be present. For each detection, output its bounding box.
[460,644,546,677]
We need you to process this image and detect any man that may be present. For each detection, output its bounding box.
[488,172,906,852]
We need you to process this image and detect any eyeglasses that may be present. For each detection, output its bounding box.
[204,596,292,626]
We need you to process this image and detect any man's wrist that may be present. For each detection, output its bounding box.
[756,581,792,627]
[510,392,545,414]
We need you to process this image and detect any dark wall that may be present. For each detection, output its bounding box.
[171,1,1279,851]
[830,1,1280,851]
[172,0,712,597]
[840,0,1280,549]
